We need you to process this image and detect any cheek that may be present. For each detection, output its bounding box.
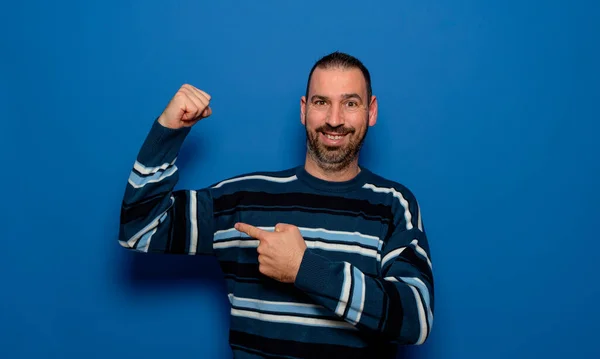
[305,112,325,129]
[348,115,368,131]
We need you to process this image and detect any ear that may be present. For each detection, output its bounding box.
[368,95,378,127]
[300,96,307,126]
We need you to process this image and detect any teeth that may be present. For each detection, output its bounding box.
[326,134,343,140]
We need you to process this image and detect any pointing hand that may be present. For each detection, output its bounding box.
[234,222,307,283]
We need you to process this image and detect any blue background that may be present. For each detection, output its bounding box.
[1,0,599,358]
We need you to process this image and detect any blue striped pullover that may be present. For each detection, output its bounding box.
[119,119,435,358]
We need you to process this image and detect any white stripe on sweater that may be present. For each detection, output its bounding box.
[362,183,417,231]
[230,309,356,330]
[211,174,297,188]
[335,263,352,317]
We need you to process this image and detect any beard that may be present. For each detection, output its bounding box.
[305,119,368,172]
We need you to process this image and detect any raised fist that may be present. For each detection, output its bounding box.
[157,84,212,129]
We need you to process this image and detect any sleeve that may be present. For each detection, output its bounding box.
[293,195,434,345]
[118,119,216,255]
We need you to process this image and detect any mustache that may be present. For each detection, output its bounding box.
[316,124,355,135]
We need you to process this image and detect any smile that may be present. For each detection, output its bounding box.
[325,134,344,140]
[320,132,349,146]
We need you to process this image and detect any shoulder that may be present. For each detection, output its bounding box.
[360,168,420,204]
[361,168,424,232]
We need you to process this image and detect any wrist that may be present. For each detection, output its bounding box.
[157,113,173,129]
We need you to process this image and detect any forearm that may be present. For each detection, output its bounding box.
[294,249,433,345]
[119,119,211,254]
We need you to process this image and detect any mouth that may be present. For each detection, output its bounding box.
[320,131,349,146]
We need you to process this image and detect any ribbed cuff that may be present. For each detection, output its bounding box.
[294,249,331,294]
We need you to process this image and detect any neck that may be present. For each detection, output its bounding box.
[303,155,361,182]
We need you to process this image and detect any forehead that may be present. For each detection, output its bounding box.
[308,67,367,98]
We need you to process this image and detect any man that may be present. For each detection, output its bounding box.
[119,51,434,358]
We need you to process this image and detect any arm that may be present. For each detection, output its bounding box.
[293,226,434,345]
[234,200,434,345]
[292,190,434,345]
[118,84,215,255]
[118,119,215,255]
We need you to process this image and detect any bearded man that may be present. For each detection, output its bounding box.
[118,51,434,359]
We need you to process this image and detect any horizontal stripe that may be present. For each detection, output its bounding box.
[214,244,373,268]
[298,227,382,249]
[228,294,335,319]
[133,158,176,175]
[222,276,322,305]
[220,261,262,282]
[214,239,260,250]
[212,174,297,189]
[213,192,393,224]
[306,240,379,260]
[214,227,382,250]
[213,235,379,263]
[128,166,177,188]
[230,308,355,329]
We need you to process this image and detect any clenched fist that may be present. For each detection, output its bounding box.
[158,84,212,129]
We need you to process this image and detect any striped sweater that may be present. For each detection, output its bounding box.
[119,119,435,358]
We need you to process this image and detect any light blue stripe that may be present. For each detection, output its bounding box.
[214,227,381,249]
[128,166,177,188]
[346,266,365,324]
[214,229,243,242]
[299,228,381,249]
[136,227,157,251]
[230,295,335,318]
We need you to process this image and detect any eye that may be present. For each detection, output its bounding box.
[314,100,326,106]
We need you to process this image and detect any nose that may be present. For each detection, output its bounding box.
[326,103,344,127]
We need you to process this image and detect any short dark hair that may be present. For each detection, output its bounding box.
[305,51,372,102]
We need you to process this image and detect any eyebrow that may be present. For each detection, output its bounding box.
[310,93,363,102]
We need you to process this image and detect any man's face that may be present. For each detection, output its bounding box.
[301,66,377,171]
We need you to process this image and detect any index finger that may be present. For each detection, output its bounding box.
[235,222,267,240]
